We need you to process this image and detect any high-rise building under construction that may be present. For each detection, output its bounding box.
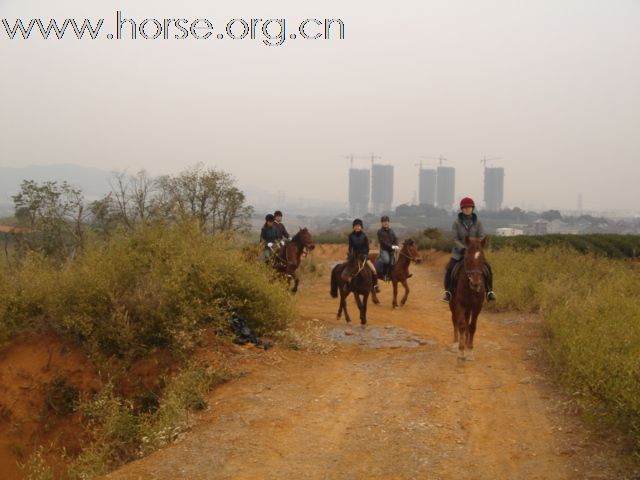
[348,168,370,217]
[418,168,437,205]
[371,164,394,214]
[484,167,505,211]
[436,166,455,209]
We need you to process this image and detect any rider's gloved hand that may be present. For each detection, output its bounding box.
[267,242,273,248]
[392,245,400,250]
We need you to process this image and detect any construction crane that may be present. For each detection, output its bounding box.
[420,155,448,166]
[345,153,382,168]
[480,156,502,168]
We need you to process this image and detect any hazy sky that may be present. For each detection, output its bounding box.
[1,0,639,212]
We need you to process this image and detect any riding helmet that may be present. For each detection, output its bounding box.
[265,214,275,222]
[352,218,363,227]
[459,197,475,209]
[380,215,390,222]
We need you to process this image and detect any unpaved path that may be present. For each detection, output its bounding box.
[105,251,638,480]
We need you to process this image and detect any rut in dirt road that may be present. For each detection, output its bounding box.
[104,251,638,480]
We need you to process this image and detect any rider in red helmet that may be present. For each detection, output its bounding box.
[442,197,496,303]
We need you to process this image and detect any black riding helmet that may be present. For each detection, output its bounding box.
[352,218,363,227]
[380,215,390,222]
[265,214,275,222]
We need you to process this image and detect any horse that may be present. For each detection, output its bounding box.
[450,236,487,361]
[369,239,421,308]
[330,252,373,331]
[271,227,315,293]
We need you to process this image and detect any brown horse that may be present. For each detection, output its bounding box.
[330,253,373,330]
[271,228,315,293]
[450,236,487,361]
[369,239,422,308]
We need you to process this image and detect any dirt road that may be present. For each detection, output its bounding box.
[104,249,638,480]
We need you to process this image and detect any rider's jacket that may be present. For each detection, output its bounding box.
[450,212,485,260]
[348,230,369,256]
[261,224,279,244]
[377,227,398,253]
[274,222,290,240]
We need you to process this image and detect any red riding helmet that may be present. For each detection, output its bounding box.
[459,197,475,209]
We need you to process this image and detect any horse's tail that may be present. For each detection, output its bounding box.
[330,264,340,298]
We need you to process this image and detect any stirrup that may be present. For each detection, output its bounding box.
[487,291,497,301]
[442,291,452,303]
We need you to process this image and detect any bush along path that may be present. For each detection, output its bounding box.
[103,248,639,480]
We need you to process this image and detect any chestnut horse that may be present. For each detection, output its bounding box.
[450,236,487,360]
[330,253,373,329]
[271,228,315,293]
[370,239,422,308]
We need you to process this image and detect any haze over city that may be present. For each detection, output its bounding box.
[1,0,639,213]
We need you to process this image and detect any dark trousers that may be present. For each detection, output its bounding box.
[444,258,494,292]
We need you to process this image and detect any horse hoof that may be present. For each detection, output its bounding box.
[345,327,354,336]
[457,349,465,360]
[465,351,475,361]
[450,342,459,351]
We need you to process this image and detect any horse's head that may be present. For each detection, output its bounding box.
[463,236,486,292]
[346,251,367,268]
[295,227,315,251]
[402,239,421,264]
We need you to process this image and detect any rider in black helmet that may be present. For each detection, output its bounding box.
[273,210,290,246]
[377,215,398,281]
[260,214,279,262]
[347,218,380,292]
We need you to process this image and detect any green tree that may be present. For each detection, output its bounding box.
[12,180,86,258]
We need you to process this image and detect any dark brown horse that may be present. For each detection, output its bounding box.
[330,253,373,331]
[450,236,487,360]
[271,228,315,293]
[369,239,422,308]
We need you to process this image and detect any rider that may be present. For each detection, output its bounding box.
[348,219,380,292]
[442,197,496,303]
[377,215,399,281]
[273,210,290,246]
[260,214,279,262]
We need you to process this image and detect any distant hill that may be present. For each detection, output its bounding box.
[0,164,113,207]
[0,164,347,218]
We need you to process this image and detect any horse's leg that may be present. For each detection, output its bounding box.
[342,289,352,324]
[392,279,399,308]
[361,292,369,327]
[337,285,344,320]
[354,290,364,316]
[370,283,380,305]
[454,307,467,360]
[450,302,459,349]
[467,307,480,359]
[400,278,410,306]
[464,308,474,360]
[291,273,299,294]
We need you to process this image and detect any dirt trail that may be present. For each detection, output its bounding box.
[105,251,638,480]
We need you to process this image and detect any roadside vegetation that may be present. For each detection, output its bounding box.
[487,246,640,454]
[0,165,295,479]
